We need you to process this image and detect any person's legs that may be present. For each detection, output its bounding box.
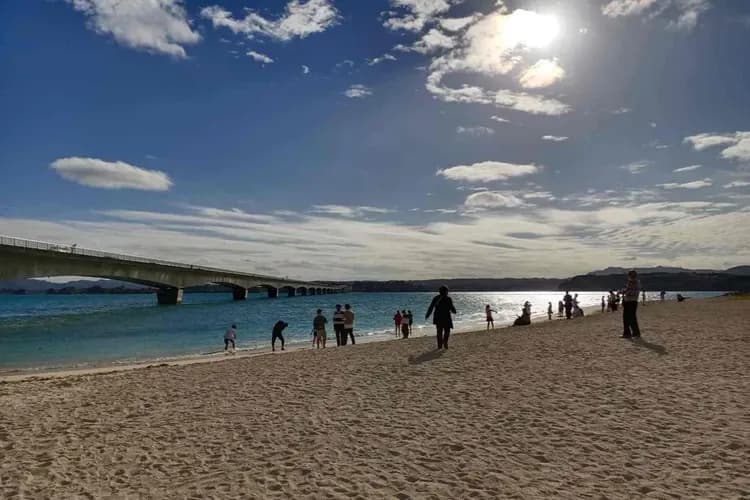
[565,306,572,319]
[348,329,355,344]
[272,335,276,351]
[622,302,633,338]
[224,338,230,351]
[443,328,451,349]
[334,325,342,346]
[436,326,444,349]
[279,333,285,349]
[630,303,641,337]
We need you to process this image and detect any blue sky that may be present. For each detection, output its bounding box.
[1,0,749,279]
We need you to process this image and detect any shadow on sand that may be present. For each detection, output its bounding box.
[408,349,445,365]
[631,337,667,356]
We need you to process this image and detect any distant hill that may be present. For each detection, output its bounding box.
[343,278,563,292]
[0,278,146,293]
[725,266,750,276]
[588,266,718,276]
[560,272,750,292]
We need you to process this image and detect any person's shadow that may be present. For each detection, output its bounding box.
[408,349,445,365]
[631,337,667,356]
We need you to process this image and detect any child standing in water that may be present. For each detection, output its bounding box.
[547,302,553,320]
[224,324,237,354]
[485,304,496,330]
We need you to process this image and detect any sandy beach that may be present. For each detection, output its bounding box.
[1,297,748,499]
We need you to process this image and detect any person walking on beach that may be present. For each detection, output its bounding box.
[342,304,355,345]
[401,310,410,339]
[333,304,346,346]
[271,320,288,352]
[601,296,606,313]
[224,324,237,354]
[547,302,553,320]
[621,270,642,338]
[563,292,573,319]
[313,309,327,348]
[425,286,456,350]
[393,311,402,337]
[407,310,414,335]
[485,304,496,330]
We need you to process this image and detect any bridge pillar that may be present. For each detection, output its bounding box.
[309,288,315,295]
[157,288,184,305]
[233,288,248,301]
[298,288,307,296]
[267,288,278,298]
[287,289,296,297]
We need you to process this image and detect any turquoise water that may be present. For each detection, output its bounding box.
[0,291,723,373]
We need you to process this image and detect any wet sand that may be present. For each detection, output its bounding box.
[1,297,748,498]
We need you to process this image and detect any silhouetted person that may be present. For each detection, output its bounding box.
[547,302,553,320]
[486,304,496,330]
[660,290,666,301]
[271,320,288,351]
[601,296,606,313]
[558,300,564,317]
[313,309,327,348]
[333,304,345,346]
[563,292,573,319]
[401,310,410,339]
[407,310,414,335]
[642,290,646,306]
[621,270,641,338]
[393,311,402,336]
[425,286,456,349]
[341,304,355,345]
[224,324,237,354]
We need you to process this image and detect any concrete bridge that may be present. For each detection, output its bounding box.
[0,236,349,304]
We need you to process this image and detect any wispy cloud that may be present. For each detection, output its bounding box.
[490,115,510,123]
[684,132,750,162]
[542,135,568,142]
[437,161,540,183]
[620,160,651,174]
[201,0,339,41]
[673,164,702,173]
[382,0,457,32]
[367,53,397,66]
[301,64,310,74]
[723,180,750,188]
[601,0,711,31]
[456,126,494,136]
[658,178,713,189]
[65,0,200,58]
[246,50,274,64]
[50,157,173,191]
[519,59,565,89]
[343,84,373,99]
[464,191,525,209]
[311,205,393,218]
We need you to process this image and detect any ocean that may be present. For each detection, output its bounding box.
[0,290,724,374]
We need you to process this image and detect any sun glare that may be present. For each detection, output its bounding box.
[504,10,560,49]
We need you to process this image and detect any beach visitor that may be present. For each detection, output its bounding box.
[333,304,346,346]
[621,270,642,338]
[558,300,564,317]
[425,285,456,349]
[311,327,317,348]
[401,310,410,339]
[271,320,288,352]
[407,310,414,335]
[642,290,646,305]
[660,290,666,301]
[342,304,355,345]
[313,309,327,348]
[224,324,237,354]
[393,311,402,336]
[563,292,573,319]
[513,303,531,326]
[601,296,606,313]
[547,302,553,320]
[485,304,496,330]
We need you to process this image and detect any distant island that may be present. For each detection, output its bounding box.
[2,267,749,295]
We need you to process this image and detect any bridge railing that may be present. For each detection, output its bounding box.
[0,235,341,289]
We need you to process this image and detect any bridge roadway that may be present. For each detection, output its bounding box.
[0,236,349,304]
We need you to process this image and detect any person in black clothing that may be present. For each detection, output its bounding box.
[563,291,573,319]
[271,320,288,351]
[425,285,456,350]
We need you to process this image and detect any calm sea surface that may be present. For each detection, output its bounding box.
[0,291,724,373]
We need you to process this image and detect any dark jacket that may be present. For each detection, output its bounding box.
[426,294,456,328]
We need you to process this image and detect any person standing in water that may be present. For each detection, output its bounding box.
[400,310,410,339]
[601,296,606,313]
[313,309,327,348]
[342,304,355,345]
[547,302,553,320]
[407,310,414,335]
[224,324,237,354]
[393,311,402,337]
[621,270,642,338]
[660,290,666,301]
[333,304,346,346]
[271,320,288,352]
[485,304,496,330]
[425,286,456,350]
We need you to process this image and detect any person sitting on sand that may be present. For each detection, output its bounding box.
[485,304,496,330]
[224,324,237,354]
[393,311,402,337]
[676,293,688,302]
[573,304,584,318]
[272,320,288,352]
[313,309,327,348]
[621,270,641,338]
[342,304,355,345]
[547,302,553,320]
[513,304,531,326]
[425,286,456,350]
[401,310,410,339]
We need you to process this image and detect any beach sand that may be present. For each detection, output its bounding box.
[1,297,748,499]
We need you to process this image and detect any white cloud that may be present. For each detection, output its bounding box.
[383,0,457,32]
[439,15,481,32]
[367,53,397,65]
[456,126,495,136]
[65,0,200,58]
[723,181,750,189]
[673,164,702,172]
[465,191,525,209]
[620,160,650,174]
[612,107,631,114]
[519,59,565,89]
[658,178,713,189]
[201,0,339,41]
[542,135,568,142]
[396,28,455,54]
[601,0,711,31]
[684,132,750,162]
[490,115,510,123]
[50,157,173,191]
[301,64,310,74]
[437,161,540,183]
[650,122,657,128]
[310,205,393,218]
[343,84,373,99]
[246,50,274,64]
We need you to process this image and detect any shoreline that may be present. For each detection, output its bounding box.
[0,300,613,382]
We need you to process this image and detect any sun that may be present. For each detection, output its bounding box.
[504,10,560,49]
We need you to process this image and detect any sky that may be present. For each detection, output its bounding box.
[1,0,750,280]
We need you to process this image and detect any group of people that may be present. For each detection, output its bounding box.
[559,292,584,319]
[393,310,414,338]
[313,304,356,348]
